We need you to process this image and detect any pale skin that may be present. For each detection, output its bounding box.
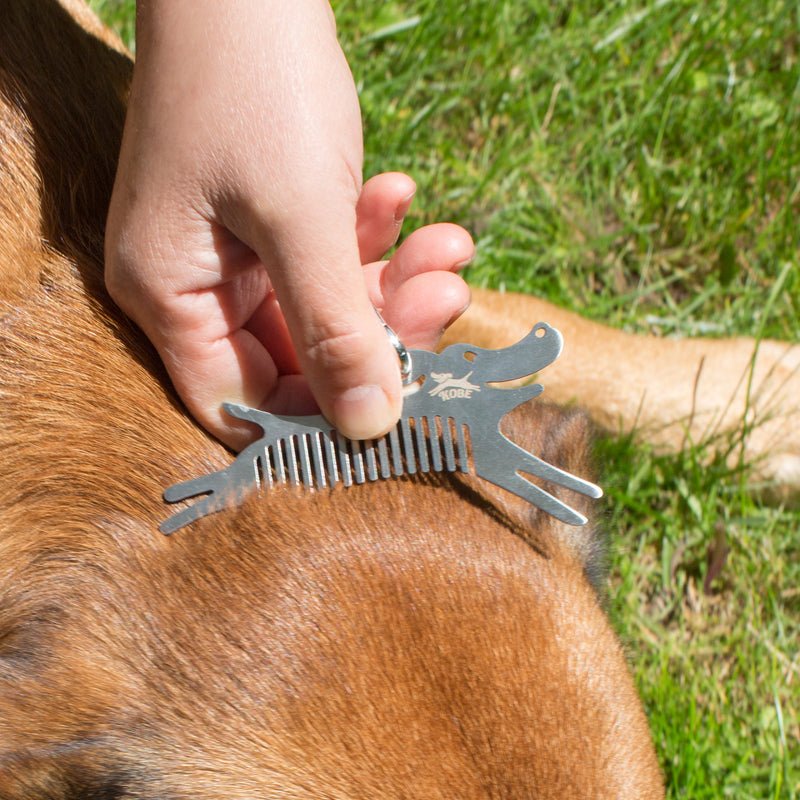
[105,0,474,450]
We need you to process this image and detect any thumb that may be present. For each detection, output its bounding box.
[250,202,403,441]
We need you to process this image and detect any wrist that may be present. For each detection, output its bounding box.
[135,0,336,51]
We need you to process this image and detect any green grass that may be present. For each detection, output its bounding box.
[91,1,799,795]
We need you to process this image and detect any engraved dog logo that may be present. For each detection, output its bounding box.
[428,371,481,401]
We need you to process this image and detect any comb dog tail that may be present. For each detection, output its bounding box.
[161,470,232,535]
[161,451,258,535]
[163,474,221,504]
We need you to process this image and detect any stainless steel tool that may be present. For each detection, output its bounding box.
[161,322,602,535]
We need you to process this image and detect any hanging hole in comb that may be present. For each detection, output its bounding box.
[462,350,477,362]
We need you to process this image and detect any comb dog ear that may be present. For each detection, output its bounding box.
[161,324,602,535]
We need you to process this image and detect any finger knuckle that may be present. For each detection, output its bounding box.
[304,326,371,375]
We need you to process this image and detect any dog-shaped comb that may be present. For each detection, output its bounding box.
[161,323,602,534]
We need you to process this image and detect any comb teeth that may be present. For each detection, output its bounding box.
[250,416,471,491]
[160,414,477,535]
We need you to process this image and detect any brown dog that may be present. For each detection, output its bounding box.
[2,1,794,797]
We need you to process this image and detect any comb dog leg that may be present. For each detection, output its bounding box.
[473,466,589,526]
[508,443,603,499]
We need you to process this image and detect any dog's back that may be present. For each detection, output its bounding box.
[0,2,663,796]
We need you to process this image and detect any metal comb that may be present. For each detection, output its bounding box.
[161,322,602,534]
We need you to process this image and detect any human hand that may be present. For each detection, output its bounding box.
[105,1,472,449]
